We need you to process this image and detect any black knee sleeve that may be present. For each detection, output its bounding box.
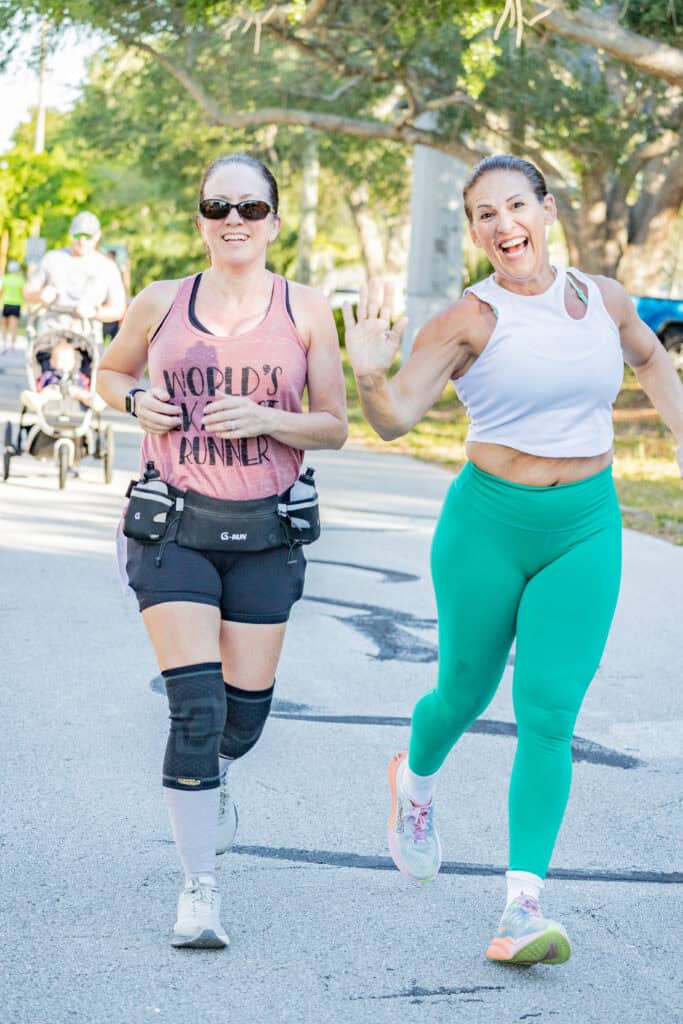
[219,682,274,761]
[162,662,226,791]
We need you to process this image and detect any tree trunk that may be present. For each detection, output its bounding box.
[347,184,386,279]
[617,149,683,295]
[295,130,319,285]
[386,209,410,277]
[555,200,581,268]
[383,209,411,312]
[576,171,616,276]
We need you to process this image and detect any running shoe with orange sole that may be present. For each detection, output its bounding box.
[486,895,571,965]
[387,751,442,883]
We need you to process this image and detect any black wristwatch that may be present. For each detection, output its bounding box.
[125,387,146,417]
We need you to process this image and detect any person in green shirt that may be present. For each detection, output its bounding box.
[1,260,26,352]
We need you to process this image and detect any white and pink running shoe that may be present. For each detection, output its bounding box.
[387,751,442,883]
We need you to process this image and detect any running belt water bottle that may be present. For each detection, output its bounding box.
[124,461,176,542]
[279,467,320,544]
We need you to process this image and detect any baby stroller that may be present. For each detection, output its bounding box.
[2,305,115,489]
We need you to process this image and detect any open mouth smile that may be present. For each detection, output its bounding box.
[497,235,529,256]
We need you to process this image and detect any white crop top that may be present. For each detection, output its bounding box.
[456,266,624,458]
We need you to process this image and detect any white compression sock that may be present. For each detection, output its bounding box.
[505,869,544,905]
[163,787,220,884]
[402,763,440,805]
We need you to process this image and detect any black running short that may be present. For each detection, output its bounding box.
[2,304,20,318]
[125,538,306,624]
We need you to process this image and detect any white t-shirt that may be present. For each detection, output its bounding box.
[29,247,126,312]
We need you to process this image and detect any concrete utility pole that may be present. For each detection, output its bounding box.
[403,120,467,358]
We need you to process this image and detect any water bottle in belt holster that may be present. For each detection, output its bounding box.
[278,466,321,545]
[123,461,178,542]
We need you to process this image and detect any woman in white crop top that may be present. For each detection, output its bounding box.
[344,154,683,966]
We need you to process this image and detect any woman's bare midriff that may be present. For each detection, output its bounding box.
[466,441,613,486]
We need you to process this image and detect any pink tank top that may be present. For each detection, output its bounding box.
[141,273,307,500]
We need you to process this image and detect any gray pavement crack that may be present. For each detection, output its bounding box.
[229,845,683,884]
[268,710,645,770]
[308,558,420,583]
[148,676,645,769]
[350,982,504,1001]
[305,595,438,662]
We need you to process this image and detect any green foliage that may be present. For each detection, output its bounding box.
[620,0,683,42]
[1,0,681,289]
[0,113,93,259]
[26,24,403,290]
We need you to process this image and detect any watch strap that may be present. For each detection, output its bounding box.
[126,387,146,417]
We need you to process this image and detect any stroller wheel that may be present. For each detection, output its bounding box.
[16,408,26,454]
[103,423,115,484]
[2,421,14,480]
[58,444,69,490]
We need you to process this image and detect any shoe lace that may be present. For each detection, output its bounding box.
[506,895,542,926]
[406,799,431,843]
[188,879,217,911]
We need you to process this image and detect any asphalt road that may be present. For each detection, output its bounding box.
[1,341,681,1024]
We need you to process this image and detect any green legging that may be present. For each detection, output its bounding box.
[409,461,622,878]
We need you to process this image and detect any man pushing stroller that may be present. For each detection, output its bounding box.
[2,211,125,487]
[23,211,126,355]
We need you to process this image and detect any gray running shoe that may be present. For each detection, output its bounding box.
[486,895,571,964]
[216,772,239,855]
[387,751,442,883]
[172,875,229,949]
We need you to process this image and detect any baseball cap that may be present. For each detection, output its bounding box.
[69,211,101,237]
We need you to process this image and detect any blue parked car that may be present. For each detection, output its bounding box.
[632,296,683,369]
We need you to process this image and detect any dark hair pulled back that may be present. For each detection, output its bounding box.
[199,153,279,214]
[463,155,547,222]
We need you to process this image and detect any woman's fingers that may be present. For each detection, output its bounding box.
[202,398,263,434]
[139,390,181,416]
[366,278,383,319]
[356,279,395,324]
[138,401,182,433]
[202,405,238,426]
[341,301,356,334]
[202,395,242,413]
[356,283,368,321]
[142,418,181,434]
[379,281,394,325]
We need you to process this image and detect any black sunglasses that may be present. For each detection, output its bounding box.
[198,198,273,221]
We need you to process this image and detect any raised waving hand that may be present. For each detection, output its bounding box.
[342,279,408,378]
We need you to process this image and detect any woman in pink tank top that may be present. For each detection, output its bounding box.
[98,153,347,949]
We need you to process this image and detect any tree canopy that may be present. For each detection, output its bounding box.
[1,1,682,291]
